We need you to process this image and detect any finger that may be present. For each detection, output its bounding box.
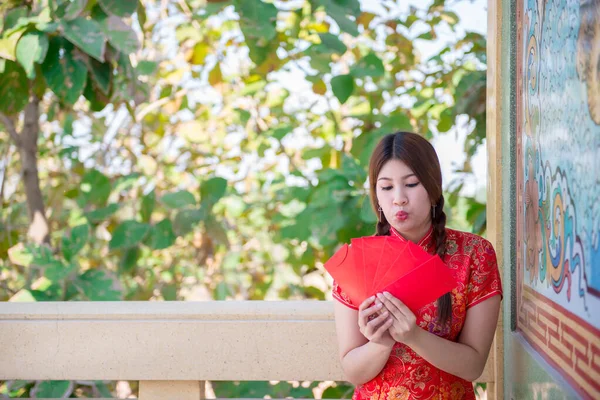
[358,303,382,329]
[383,291,414,317]
[358,295,376,312]
[376,292,404,318]
[360,302,383,323]
[371,317,394,340]
[366,310,390,330]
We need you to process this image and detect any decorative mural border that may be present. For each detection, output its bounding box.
[515,1,600,398]
[518,286,600,399]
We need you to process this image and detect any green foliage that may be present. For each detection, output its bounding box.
[0,60,27,114]
[0,0,488,397]
[15,31,48,78]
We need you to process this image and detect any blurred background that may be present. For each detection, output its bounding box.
[0,0,488,397]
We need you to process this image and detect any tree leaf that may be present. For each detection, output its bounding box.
[109,220,150,250]
[16,31,48,78]
[33,381,73,398]
[61,223,90,262]
[9,289,53,302]
[417,31,435,40]
[350,53,384,78]
[0,28,23,61]
[209,62,223,86]
[214,281,230,300]
[196,1,232,19]
[120,247,140,274]
[351,113,412,166]
[3,7,28,31]
[200,177,228,208]
[98,0,138,17]
[41,37,88,104]
[322,383,355,399]
[161,190,196,209]
[331,74,354,104]
[148,219,176,250]
[136,60,157,75]
[63,0,88,20]
[360,195,377,223]
[330,13,359,36]
[93,7,140,55]
[140,190,155,223]
[45,260,77,283]
[137,0,147,29]
[437,109,454,132]
[312,79,327,95]
[0,60,28,115]
[87,57,111,95]
[75,269,122,300]
[173,208,206,236]
[313,0,360,36]
[7,243,34,267]
[61,17,106,62]
[440,11,459,26]
[161,283,177,300]
[189,42,210,65]
[78,169,111,208]
[205,215,229,245]
[233,0,278,42]
[84,203,120,223]
[316,33,347,54]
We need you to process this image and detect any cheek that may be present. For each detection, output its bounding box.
[414,189,432,212]
[376,190,393,206]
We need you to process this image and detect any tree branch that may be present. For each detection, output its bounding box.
[0,113,21,146]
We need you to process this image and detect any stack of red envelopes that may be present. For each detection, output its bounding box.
[324,236,457,313]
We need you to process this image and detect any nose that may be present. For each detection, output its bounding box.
[393,188,408,206]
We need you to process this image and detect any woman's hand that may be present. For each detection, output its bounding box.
[357,295,395,347]
[376,292,419,345]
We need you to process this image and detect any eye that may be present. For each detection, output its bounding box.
[406,182,420,188]
[380,186,393,191]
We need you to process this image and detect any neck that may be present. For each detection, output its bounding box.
[392,222,433,244]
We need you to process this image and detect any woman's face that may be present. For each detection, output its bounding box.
[376,159,433,242]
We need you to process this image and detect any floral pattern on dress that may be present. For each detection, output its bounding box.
[332,227,503,400]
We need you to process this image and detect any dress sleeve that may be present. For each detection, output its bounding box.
[466,238,503,309]
[332,280,359,310]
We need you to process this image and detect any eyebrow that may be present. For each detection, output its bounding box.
[377,173,416,181]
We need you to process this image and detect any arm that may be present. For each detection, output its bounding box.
[407,295,501,381]
[377,291,501,382]
[333,298,395,385]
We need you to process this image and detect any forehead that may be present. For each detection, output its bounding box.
[377,159,414,178]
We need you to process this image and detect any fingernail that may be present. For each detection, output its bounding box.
[376,293,383,299]
[384,291,390,297]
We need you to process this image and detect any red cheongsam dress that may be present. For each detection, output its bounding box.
[332,227,503,400]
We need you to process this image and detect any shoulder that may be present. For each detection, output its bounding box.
[445,229,496,256]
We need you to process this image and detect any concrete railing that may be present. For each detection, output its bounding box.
[0,301,494,399]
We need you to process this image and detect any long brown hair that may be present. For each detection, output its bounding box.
[368,131,451,326]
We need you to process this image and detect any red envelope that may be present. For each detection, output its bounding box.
[325,236,457,312]
[382,240,457,312]
[323,243,363,306]
[351,237,384,300]
[370,236,414,292]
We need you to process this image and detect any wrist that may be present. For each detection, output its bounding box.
[370,336,395,350]
[403,326,424,348]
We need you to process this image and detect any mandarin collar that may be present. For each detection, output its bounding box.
[389,225,435,253]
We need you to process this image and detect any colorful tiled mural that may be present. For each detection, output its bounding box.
[516,0,600,398]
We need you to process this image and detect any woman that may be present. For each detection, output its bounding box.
[332,132,502,400]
